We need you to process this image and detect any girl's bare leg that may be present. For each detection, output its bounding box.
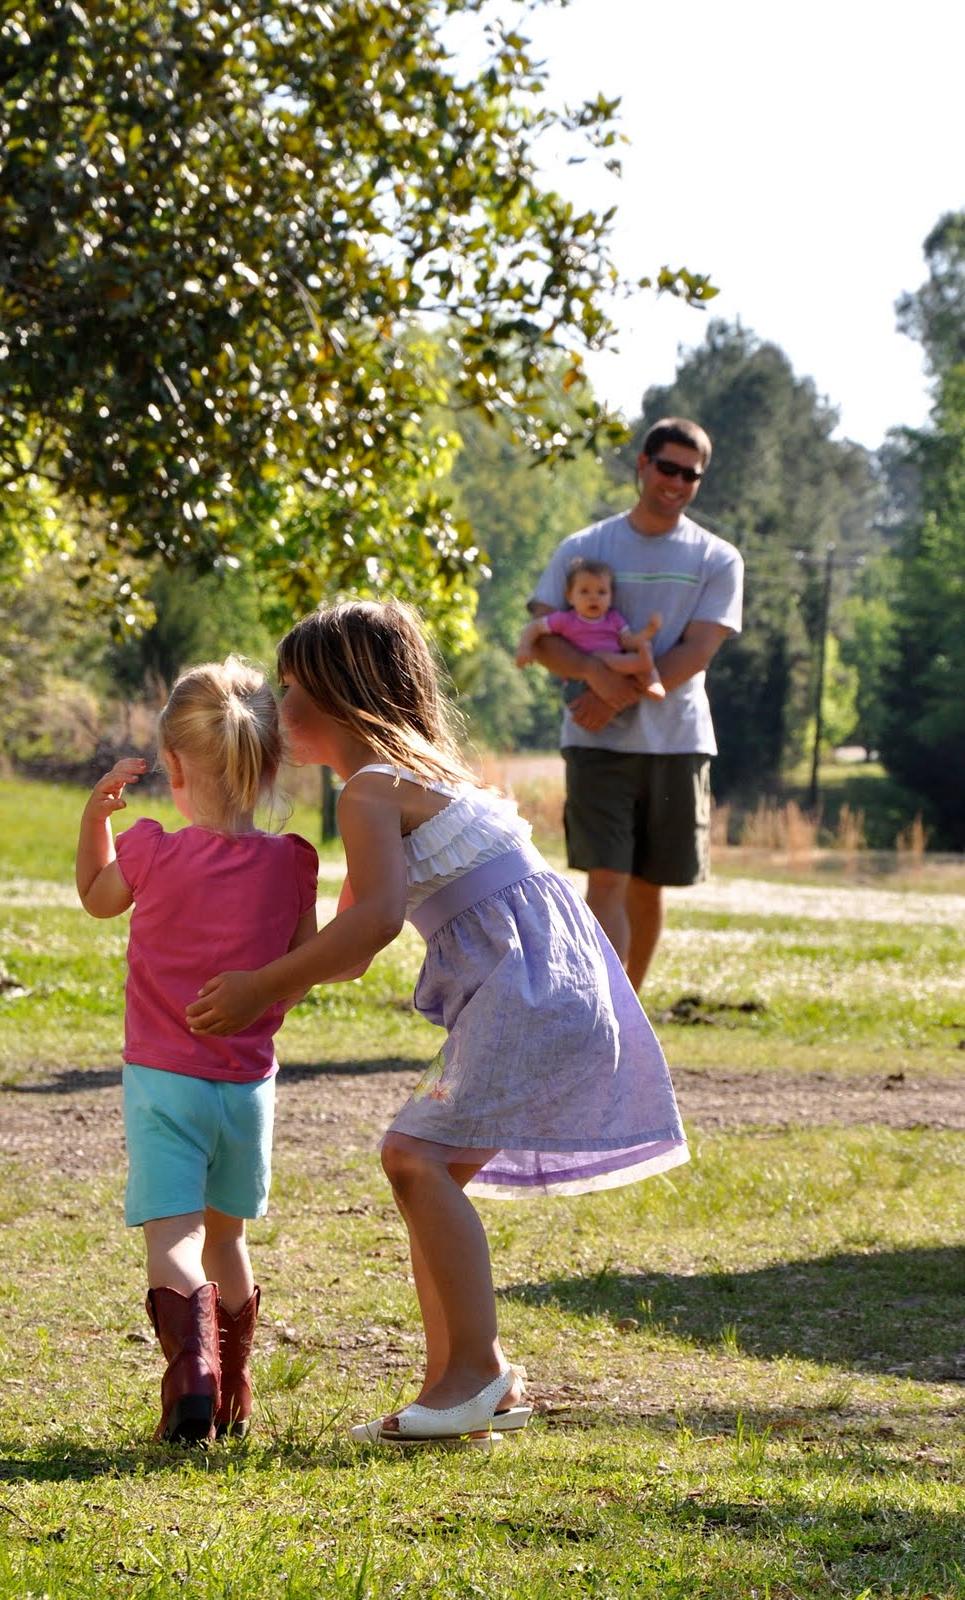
[143,1212,207,1294]
[380,1137,523,1420]
[401,1220,450,1395]
[396,1156,494,1397]
[202,1207,254,1313]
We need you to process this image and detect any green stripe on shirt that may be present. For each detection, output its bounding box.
[616,571,701,585]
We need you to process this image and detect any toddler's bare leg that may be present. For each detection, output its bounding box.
[203,1208,254,1313]
[143,1212,207,1294]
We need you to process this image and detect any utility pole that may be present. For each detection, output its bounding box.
[807,543,835,813]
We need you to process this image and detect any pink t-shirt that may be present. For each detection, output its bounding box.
[545,608,630,655]
[115,819,318,1083]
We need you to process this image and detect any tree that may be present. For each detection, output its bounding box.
[876,213,965,847]
[837,554,899,756]
[0,0,713,631]
[621,322,879,796]
[106,563,274,700]
[896,212,965,375]
[447,369,622,748]
[803,633,859,756]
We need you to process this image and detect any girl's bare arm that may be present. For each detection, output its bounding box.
[276,903,320,1008]
[186,780,408,1036]
[76,758,146,917]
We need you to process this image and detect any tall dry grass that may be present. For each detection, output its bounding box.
[834,804,866,856]
[896,813,929,865]
[478,752,566,839]
[738,799,818,860]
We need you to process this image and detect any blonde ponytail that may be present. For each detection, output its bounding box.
[159,656,282,829]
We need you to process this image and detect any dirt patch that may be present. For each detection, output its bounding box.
[670,1067,964,1134]
[3,1063,961,1181]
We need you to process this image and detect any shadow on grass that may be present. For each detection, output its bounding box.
[1,1068,123,1094]
[381,1485,962,1593]
[3,1437,961,1592]
[502,1245,965,1382]
[0,1056,421,1096]
[662,1496,961,1592]
[0,1435,362,1485]
[282,1058,421,1083]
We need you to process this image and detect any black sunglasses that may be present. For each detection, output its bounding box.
[652,458,703,485]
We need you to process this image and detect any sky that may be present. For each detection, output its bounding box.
[454,0,964,449]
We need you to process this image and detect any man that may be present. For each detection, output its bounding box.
[527,417,742,988]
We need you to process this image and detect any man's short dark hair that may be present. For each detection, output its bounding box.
[641,417,712,467]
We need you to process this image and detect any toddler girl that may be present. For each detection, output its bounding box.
[516,557,665,698]
[76,658,317,1443]
[187,604,688,1446]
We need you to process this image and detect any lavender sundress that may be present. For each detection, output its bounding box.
[360,766,689,1198]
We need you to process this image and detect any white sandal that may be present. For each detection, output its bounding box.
[350,1365,531,1445]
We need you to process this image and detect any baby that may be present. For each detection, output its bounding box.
[516,558,665,699]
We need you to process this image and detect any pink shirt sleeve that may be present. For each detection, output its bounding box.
[288,833,319,915]
[115,817,164,896]
[544,609,577,638]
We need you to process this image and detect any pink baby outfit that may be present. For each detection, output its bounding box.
[544,608,631,654]
[115,819,317,1083]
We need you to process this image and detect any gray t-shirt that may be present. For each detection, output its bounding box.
[530,512,743,755]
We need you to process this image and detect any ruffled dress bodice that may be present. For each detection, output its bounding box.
[350,765,533,912]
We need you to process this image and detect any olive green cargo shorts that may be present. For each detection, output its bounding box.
[562,749,711,886]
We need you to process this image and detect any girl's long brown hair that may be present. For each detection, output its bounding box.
[277,601,478,789]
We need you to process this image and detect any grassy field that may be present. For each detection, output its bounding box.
[1,776,963,1599]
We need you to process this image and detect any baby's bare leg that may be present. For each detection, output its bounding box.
[594,650,646,676]
[620,613,664,698]
[592,649,665,698]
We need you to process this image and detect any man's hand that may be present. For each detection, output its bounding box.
[569,689,621,731]
[186,971,272,1036]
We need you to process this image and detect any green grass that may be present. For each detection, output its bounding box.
[0,774,963,1597]
[0,1132,962,1597]
[643,911,964,1073]
[3,776,964,1078]
[0,775,342,883]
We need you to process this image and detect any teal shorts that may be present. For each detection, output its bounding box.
[123,1063,275,1227]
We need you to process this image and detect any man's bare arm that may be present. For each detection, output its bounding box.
[654,620,732,692]
[536,615,733,729]
[531,634,642,709]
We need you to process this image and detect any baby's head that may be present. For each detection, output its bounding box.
[565,559,615,620]
[158,657,282,829]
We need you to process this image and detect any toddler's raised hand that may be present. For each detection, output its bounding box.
[86,758,147,821]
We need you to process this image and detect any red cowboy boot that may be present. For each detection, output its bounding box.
[215,1286,260,1438]
[146,1283,221,1444]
